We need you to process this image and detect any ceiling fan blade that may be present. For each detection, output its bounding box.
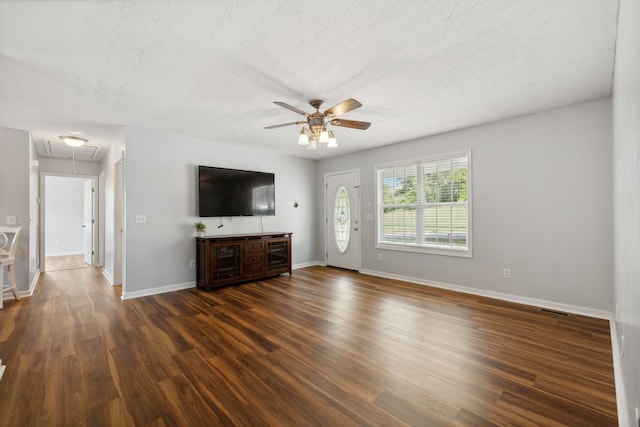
[330,119,371,130]
[273,101,309,117]
[324,98,362,117]
[264,121,306,129]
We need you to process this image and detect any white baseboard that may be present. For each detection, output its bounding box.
[609,320,629,427]
[359,268,612,320]
[27,269,40,297]
[121,281,196,300]
[292,260,324,270]
[2,269,40,301]
[45,251,84,257]
[102,269,114,286]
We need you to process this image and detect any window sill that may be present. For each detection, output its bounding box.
[375,242,472,258]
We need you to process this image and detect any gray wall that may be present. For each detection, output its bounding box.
[318,98,613,313]
[120,127,318,296]
[613,0,640,424]
[0,127,34,293]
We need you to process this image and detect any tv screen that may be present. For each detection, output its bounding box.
[198,166,275,217]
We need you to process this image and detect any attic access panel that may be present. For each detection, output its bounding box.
[44,139,102,161]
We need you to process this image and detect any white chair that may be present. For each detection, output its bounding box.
[0,227,22,309]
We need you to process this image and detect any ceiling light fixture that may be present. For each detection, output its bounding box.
[60,136,88,147]
[298,125,337,150]
[265,98,371,153]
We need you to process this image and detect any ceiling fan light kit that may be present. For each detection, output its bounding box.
[297,128,309,145]
[266,98,370,152]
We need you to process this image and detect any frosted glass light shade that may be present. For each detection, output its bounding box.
[319,130,329,144]
[297,130,309,145]
[327,132,338,148]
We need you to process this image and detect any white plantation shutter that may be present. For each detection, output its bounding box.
[376,150,471,257]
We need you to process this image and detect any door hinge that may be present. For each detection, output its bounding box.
[91,251,94,255]
[92,219,95,224]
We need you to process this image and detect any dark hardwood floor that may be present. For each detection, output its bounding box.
[0,266,617,426]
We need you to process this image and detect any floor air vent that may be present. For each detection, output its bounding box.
[539,308,570,316]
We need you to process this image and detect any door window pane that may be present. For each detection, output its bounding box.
[334,186,351,253]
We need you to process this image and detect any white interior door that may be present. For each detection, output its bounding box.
[83,179,93,265]
[326,170,360,270]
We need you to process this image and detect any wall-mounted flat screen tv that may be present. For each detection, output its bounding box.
[198,166,275,217]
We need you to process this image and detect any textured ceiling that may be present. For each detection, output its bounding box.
[0,0,619,160]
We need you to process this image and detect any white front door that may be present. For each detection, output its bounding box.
[326,170,360,270]
[83,179,93,265]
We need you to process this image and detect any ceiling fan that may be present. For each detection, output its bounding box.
[265,98,371,150]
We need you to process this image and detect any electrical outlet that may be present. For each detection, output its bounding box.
[6,216,16,225]
[189,260,196,269]
[503,268,511,279]
[377,253,382,261]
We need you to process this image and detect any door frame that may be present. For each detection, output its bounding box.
[324,169,361,271]
[39,172,98,272]
[113,158,124,287]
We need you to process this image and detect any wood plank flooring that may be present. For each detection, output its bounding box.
[45,254,90,272]
[0,266,617,426]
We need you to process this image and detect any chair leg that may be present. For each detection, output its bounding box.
[7,264,20,300]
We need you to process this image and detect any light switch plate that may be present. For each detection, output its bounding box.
[135,215,147,224]
[7,216,16,225]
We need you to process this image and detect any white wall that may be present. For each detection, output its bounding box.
[318,98,613,313]
[613,0,640,424]
[121,127,317,296]
[37,157,102,176]
[0,127,32,294]
[44,176,85,256]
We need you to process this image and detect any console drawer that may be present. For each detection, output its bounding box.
[244,240,264,253]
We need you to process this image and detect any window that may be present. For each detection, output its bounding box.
[376,150,471,257]
[333,186,351,253]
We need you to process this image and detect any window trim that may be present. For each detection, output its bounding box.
[374,149,472,258]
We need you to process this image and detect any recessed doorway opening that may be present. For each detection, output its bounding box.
[42,175,96,272]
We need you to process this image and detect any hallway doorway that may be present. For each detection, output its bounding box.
[42,175,97,272]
